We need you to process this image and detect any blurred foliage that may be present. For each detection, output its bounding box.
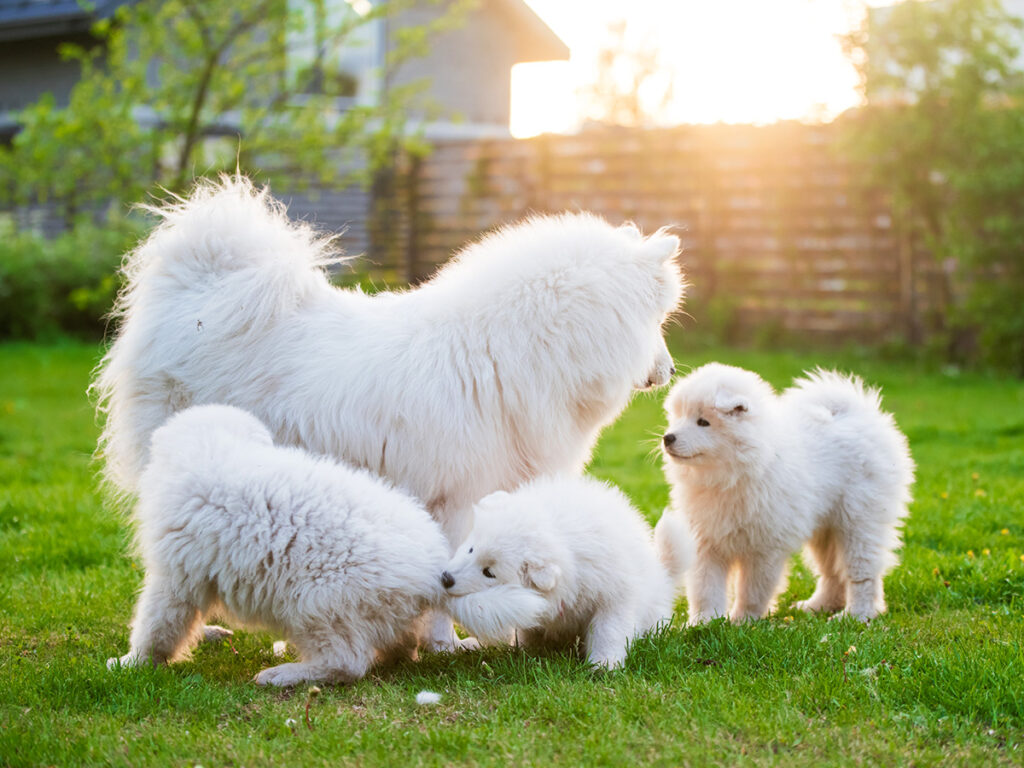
[843,0,1024,374]
[0,215,144,340]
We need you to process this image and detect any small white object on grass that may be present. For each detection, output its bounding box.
[272,640,288,658]
[415,690,442,706]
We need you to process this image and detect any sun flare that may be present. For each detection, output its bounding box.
[513,0,878,137]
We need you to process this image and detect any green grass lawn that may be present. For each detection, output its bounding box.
[1,340,1022,766]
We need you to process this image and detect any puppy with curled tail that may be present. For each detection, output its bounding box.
[662,363,914,624]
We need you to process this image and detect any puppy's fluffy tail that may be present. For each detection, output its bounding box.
[654,510,694,589]
[447,586,548,645]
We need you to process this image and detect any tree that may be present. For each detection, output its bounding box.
[842,0,1024,372]
[578,19,674,128]
[0,0,467,225]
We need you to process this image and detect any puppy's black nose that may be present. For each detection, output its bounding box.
[663,433,676,446]
[440,571,455,589]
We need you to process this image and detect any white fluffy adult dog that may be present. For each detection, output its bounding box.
[92,178,684,649]
[442,476,691,668]
[661,364,914,624]
[107,405,545,686]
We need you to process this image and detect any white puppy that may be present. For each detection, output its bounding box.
[92,177,684,650]
[661,364,914,623]
[108,405,544,686]
[443,476,691,668]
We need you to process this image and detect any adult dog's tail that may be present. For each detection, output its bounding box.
[91,175,343,497]
[654,510,694,590]
[447,586,548,645]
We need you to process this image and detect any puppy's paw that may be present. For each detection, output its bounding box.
[829,609,874,624]
[587,651,626,670]
[794,599,843,614]
[424,634,480,654]
[106,652,145,671]
[254,662,319,687]
[202,625,235,642]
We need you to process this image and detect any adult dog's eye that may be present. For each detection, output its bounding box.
[482,567,495,578]
[697,417,710,427]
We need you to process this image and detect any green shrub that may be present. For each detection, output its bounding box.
[0,216,143,340]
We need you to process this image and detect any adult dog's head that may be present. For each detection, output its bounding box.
[661,363,776,473]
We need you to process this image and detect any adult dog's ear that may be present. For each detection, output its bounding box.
[522,560,561,593]
[641,230,680,265]
[714,391,750,416]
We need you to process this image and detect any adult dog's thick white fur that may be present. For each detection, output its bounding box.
[661,364,915,624]
[444,476,690,668]
[92,177,684,650]
[107,405,547,686]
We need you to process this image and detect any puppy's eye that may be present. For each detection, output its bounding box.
[482,567,495,579]
[468,547,473,554]
[697,417,710,427]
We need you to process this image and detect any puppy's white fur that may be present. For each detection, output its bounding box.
[91,177,684,649]
[108,405,543,686]
[662,364,914,624]
[445,476,690,668]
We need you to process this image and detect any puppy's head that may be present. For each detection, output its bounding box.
[442,490,562,599]
[661,363,775,470]
[150,404,273,463]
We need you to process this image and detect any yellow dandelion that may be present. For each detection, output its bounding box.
[967,550,975,559]
[983,548,991,556]
[783,615,794,623]
[975,489,987,498]
[932,567,940,576]
[1002,529,1010,536]
[1020,554,1024,563]
[972,472,980,481]
[940,491,949,500]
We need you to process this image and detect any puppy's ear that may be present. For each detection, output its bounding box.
[714,391,750,416]
[641,231,680,265]
[522,560,561,593]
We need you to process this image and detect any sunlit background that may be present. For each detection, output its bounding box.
[512,0,893,137]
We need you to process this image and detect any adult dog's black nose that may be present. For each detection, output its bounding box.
[663,433,676,446]
[440,571,455,589]
[669,366,676,376]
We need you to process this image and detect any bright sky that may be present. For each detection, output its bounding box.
[512,0,893,137]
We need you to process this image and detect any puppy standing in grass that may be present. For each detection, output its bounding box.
[442,476,692,668]
[661,364,914,624]
[108,405,544,686]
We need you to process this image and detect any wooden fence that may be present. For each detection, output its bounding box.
[367,123,946,343]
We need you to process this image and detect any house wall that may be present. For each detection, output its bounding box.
[387,0,529,129]
[0,32,92,116]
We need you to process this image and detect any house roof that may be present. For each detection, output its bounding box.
[498,0,568,62]
[0,0,126,42]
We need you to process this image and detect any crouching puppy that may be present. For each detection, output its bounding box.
[107,405,544,686]
[661,364,915,624]
[443,476,691,669]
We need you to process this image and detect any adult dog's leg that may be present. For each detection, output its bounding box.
[424,502,479,652]
[107,578,203,669]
